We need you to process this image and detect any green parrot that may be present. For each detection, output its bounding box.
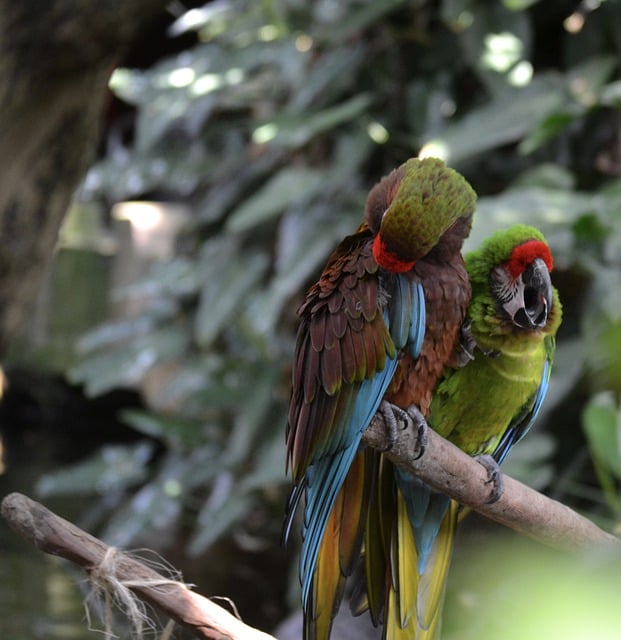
[362,223,563,640]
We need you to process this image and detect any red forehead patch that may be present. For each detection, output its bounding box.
[508,240,553,278]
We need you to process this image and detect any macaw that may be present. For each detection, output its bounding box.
[362,223,563,639]
[283,157,477,640]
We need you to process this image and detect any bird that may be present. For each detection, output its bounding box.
[283,156,477,640]
[361,223,563,639]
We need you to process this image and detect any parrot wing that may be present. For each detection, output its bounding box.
[284,228,426,612]
[492,335,555,465]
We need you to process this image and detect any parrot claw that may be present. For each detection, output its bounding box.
[378,401,401,451]
[378,401,428,458]
[456,319,477,367]
[456,320,500,366]
[474,454,504,503]
[405,404,428,459]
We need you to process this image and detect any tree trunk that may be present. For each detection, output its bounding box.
[0,1,168,354]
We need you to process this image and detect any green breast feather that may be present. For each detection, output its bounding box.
[429,224,562,456]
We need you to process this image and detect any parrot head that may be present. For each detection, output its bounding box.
[491,238,554,330]
[364,157,477,273]
[468,224,557,334]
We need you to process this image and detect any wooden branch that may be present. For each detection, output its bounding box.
[3,417,618,640]
[363,414,619,551]
[1,492,276,640]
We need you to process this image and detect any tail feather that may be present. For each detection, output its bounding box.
[415,500,458,632]
[357,456,459,640]
[395,468,451,573]
[306,450,372,640]
[362,450,395,626]
[385,486,459,640]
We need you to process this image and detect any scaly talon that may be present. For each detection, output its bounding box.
[378,401,428,458]
[455,319,477,367]
[405,404,428,459]
[474,454,504,503]
[456,319,500,366]
[378,401,401,451]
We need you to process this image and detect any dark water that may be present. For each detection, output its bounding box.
[0,374,291,639]
[0,542,90,639]
[0,376,146,640]
[1,470,96,640]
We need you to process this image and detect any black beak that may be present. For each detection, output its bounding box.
[513,258,553,329]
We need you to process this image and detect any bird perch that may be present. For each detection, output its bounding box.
[363,412,619,550]
[1,419,617,640]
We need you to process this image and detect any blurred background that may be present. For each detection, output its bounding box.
[2,0,621,638]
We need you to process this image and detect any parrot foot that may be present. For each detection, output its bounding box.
[378,401,402,451]
[474,454,504,504]
[456,320,500,366]
[378,402,428,458]
[455,320,476,367]
[404,404,428,460]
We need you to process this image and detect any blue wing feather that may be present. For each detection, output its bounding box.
[395,469,450,573]
[492,355,551,465]
[299,278,425,608]
[409,278,426,358]
[300,362,397,606]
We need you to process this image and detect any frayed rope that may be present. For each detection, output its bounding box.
[84,546,191,640]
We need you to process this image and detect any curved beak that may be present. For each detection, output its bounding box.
[511,257,553,329]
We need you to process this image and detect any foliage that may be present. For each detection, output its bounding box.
[444,535,621,640]
[32,0,621,624]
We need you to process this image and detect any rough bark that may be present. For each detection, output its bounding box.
[362,413,619,550]
[0,1,168,353]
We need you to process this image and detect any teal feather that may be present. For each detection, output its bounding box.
[299,277,425,608]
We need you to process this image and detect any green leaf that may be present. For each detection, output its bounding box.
[121,409,208,449]
[69,326,190,396]
[102,481,182,546]
[465,185,591,254]
[187,471,252,554]
[269,94,373,149]
[573,213,610,246]
[499,432,555,489]
[519,111,575,154]
[511,163,576,190]
[420,73,566,164]
[289,45,365,111]
[315,0,407,43]
[600,80,621,108]
[240,435,287,492]
[583,393,621,478]
[249,203,357,334]
[194,242,269,347]
[222,362,280,466]
[591,322,621,392]
[225,167,326,233]
[565,55,618,106]
[36,442,154,497]
[502,0,542,9]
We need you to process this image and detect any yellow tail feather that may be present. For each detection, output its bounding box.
[384,491,459,640]
[307,451,371,640]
